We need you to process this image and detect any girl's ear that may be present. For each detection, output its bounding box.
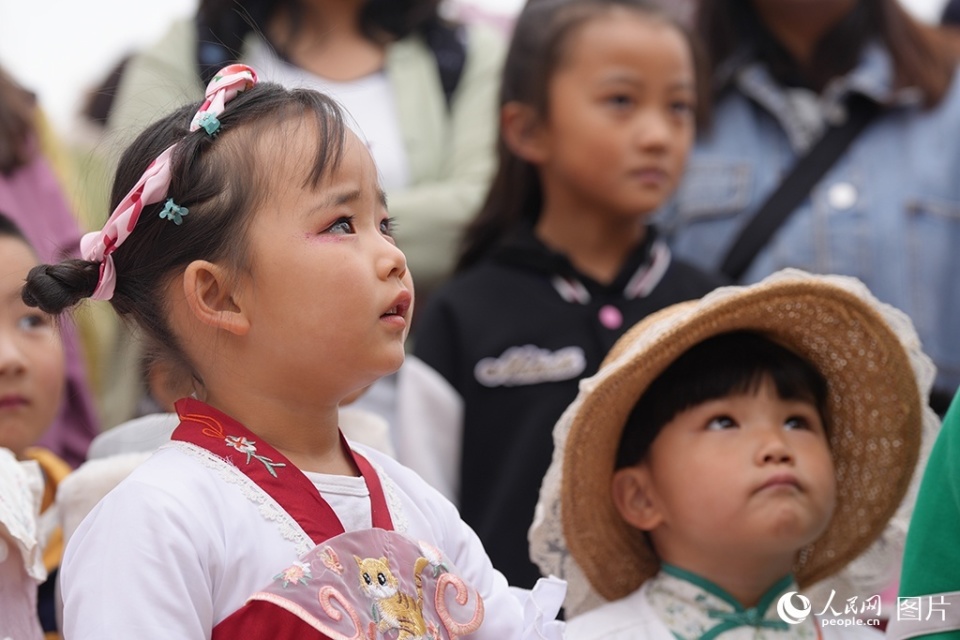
[182,260,250,336]
[501,101,549,165]
[611,466,664,532]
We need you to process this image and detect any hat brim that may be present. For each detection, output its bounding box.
[561,277,922,602]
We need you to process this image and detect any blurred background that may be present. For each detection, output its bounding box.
[0,0,519,133]
[0,0,948,134]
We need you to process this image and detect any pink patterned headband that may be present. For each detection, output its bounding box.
[79,64,258,301]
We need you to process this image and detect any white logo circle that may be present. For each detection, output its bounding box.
[777,591,812,625]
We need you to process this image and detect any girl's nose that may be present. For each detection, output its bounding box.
[634,110,671,151]
[0,333,27,377]
[755,428,795,465]
[378,236,409,282]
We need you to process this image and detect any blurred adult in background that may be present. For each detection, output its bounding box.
[104,0,504,306]
[657,0,960,414]
[0,64,99,467]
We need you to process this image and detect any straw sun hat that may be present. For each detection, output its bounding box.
[530,269,936,617]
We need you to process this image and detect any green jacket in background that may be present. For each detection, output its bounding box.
[893,391,960,639]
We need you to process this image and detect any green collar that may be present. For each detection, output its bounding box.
[655,565,795,640]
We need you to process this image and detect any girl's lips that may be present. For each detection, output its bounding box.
[756,473,801,493]
[630,168,669,185]
[380,291,412,332]
[0,395,28,409]
[382,292,412,320]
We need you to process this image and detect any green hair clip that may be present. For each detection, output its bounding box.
[195,112,221,136]
[159,198,189,225]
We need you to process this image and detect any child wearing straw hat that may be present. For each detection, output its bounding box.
[530,269,938,639]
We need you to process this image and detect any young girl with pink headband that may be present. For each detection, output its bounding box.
[22,64,564,639]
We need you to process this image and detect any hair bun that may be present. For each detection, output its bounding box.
[22,259,101,314]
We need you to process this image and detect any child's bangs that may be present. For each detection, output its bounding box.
[616,331,830,468]
[238,91,347,192]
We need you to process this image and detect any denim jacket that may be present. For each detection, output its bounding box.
[658,43,960,393]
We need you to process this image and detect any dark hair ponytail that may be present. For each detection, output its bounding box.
[0,211,96,314]
[22,260,100,314]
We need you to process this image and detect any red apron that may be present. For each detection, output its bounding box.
[171,398,484,639]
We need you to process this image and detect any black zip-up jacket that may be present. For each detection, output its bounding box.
[414,224,726,588]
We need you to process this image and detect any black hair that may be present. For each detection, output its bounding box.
[22,81,346,382]
[456,0,707,271]
[81,56,132,126]
[196,0,451,83]
[696,0,957,113]
[615,331,829,469]
[0,211,29,244]
[0,65,37,174]
[945,0,960,27]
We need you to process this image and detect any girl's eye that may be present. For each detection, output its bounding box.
[326,216,356,235]
[784,416,811,431]
[669,100,695,117]
[18,313,52,331]
[380,217,397,237]
[706,415,737,431]
[605,94,635,109]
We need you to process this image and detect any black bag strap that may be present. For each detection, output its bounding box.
[719,95,882,281]
[422,22,468,110]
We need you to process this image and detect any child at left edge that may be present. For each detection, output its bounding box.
[0,212,71,640]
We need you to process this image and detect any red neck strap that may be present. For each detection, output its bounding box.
[172,398,393,544]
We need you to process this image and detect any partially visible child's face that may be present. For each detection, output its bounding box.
[0,237,64,457]
[536,10,695,219]
[235,125,413,404]
[616,376,836,571]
